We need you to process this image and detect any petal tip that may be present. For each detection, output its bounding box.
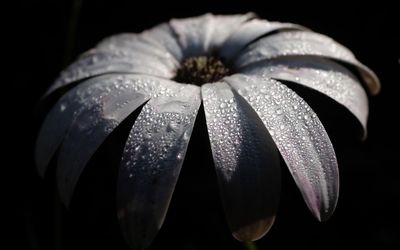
[315,199,338,222]
[231,217,275,242]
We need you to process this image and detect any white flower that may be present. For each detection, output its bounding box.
[35,13,380,250]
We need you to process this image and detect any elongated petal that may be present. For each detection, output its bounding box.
[170,14,214,57]
[97,24,181,64]
[44,48,174,98]
[36,75,119,177]
[220,19,307,61]
[242,57,369,136]
[35,74,158,178]
[235,31,380,94]
[226,74,339,221]
[170,13,254,57]
[206,13,255,52]
[57,75,157,206]
[202,82,280,241]
[117,82,201,250]
[141,23,184,61]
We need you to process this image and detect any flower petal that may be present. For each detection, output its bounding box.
[141,23,184,61]
[207,13,256,52]
[117,82,201,250]
[56,75,158,206]
[35,74,158,178]
[220,19,307,62]
[44,45,175,98]
[96,36,178,67]
[235,31,380,95]
[97,23,182,63]
[242,56,369,137]
[226,74,339,221]
[170,13,254,57]
[202,82,280,241]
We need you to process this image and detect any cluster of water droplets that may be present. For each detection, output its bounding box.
[37,74,123,173]
[49,26,186,97]
[242,57,369,130]
[202,81,280,182]
[53,49,173,93]
[43,75,158,205]
[121,82,200,182]
[202,83,246,179]
[226,75,338,216]
[235,31,358,69]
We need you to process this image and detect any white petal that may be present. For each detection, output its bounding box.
[220,19,307,61]
[97,23,182,63]
[242,57,369,137]
[44,46,175,98]
[226,74,339,221]
[170,14,214,57]
[202,82,280,241]
[207,13,255,52]
[57,75,158,206]
[140,23,184,61]
[235,31,380,95]
[35,74,158,178]
[117,82,201,250]
[96,33,179,66]
[170,13,253,57]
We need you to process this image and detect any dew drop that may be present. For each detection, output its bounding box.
[60,104,66,112]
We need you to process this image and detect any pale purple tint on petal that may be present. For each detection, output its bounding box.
[241,56,369,136]
[202,82,280,241]
[226,74,339,221]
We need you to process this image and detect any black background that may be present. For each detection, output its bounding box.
[7,0,400,249]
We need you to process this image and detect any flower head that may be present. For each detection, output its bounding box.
[36,13,380,249]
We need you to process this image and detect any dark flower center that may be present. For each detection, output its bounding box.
[173,56,231,86]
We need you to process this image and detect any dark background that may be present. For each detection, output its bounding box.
[7,0,399,249]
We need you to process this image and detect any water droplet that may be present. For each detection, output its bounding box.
[219,103,227,108]
[167,121,180,132]
[60,104,66,112]
[238,88,248,97]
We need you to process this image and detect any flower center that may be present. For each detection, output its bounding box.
[173,56,231,86]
